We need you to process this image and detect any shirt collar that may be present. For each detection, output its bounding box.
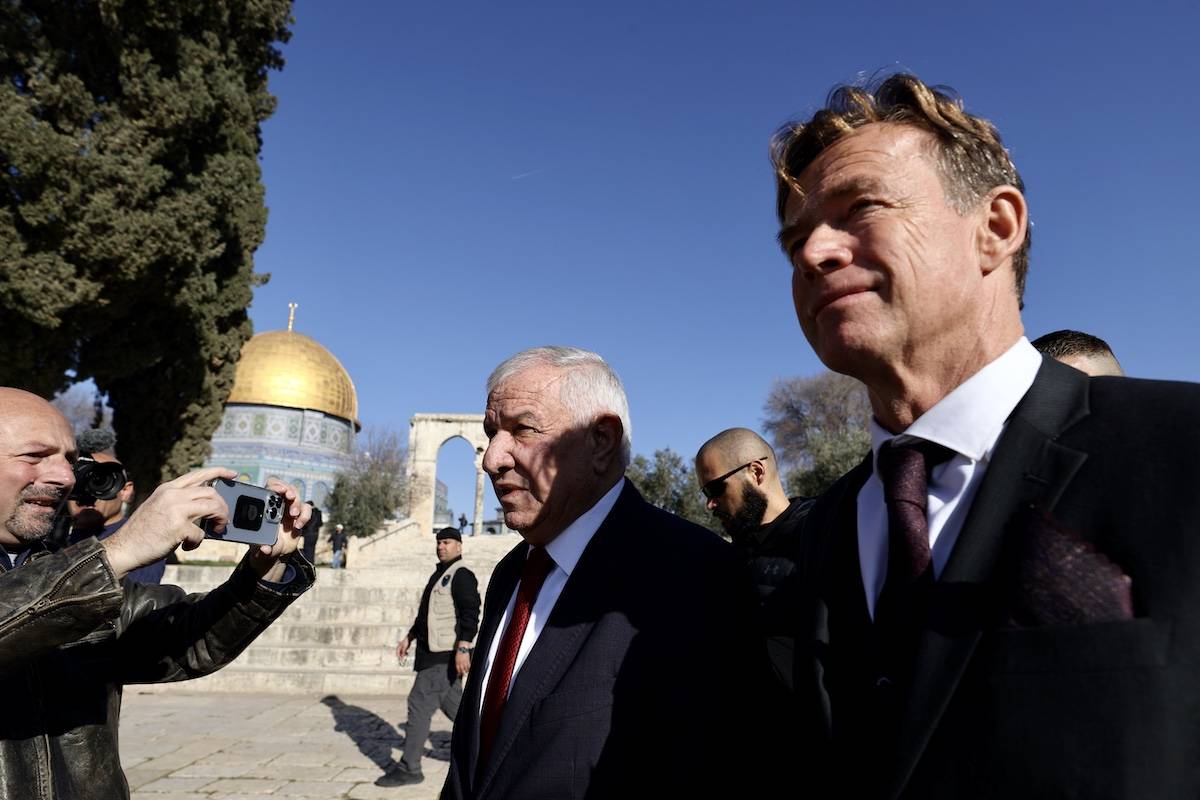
[542,477,624,577]
[869,337,1042,464]
[1,545,35,571]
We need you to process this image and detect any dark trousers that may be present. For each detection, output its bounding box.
[403,663,462,772]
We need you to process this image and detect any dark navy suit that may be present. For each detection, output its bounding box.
[444,480,767,799]
[788,358,1200,799]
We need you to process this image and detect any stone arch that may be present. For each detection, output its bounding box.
[408,413,488,537]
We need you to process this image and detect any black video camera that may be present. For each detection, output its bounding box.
[70,456,128,503]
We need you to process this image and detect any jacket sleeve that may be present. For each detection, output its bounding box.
[0,538,124,670]
[107,550,315,684]
[451,568,481,644]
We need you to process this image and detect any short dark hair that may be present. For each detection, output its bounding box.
[770,72,1031,304]
[76,427,117,458]
[1031,329,1115,361]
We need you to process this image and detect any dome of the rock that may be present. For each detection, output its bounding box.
[200,309,360,535]
[226,330,359,428]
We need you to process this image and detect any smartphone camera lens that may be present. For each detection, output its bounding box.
[233,496,266,531]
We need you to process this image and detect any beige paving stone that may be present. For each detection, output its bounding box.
[195,752,274,768]
[136,740,227,773]
[242,763,341,781]
[137,776,218,793]
[268,749,336,766]
[176,739,234,756]
[124,767,172,790]
[218,742,290,760]
[282,781,356,796]
[124,692,451,800]
[125,739,180,760]
[248,698,311,726]
[347,783,429,800]
[202,777,286,793]
[332,767,387,782]
[170,762,255,779]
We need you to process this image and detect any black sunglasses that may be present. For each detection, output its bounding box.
[701,456,769,500]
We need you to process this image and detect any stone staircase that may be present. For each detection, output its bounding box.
[141,525,522,695]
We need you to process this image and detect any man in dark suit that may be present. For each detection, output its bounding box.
[770,73,1200,798]
[444,346,763,800]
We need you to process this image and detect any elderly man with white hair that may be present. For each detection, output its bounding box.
[444,346,768,800]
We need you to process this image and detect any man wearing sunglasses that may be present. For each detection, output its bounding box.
[696,428,797,539]
[696,427,810,691]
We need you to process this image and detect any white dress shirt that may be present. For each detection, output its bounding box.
[477,478,624,710]
[857,337,1043,619]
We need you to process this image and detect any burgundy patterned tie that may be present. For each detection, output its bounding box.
[478,546,555,773]
[875,439,953,629]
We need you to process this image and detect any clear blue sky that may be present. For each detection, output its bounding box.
[248,0,1200,521]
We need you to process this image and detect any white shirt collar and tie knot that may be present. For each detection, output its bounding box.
[857,338,1044,618]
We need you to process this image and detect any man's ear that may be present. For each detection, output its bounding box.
[589,414,623,474]
[978,185,1027,276]
[119,481,135,504]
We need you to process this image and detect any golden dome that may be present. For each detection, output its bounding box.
[226,329,359,427]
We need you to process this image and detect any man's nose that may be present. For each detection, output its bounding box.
[796,223,852,278]
[482,436,512,476]
[43,455,75,488]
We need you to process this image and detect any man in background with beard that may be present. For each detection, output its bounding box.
[696,427,811,690]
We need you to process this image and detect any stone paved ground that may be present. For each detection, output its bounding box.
[122,690,450,799]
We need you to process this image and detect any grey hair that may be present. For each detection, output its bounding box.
[487,346,632,467]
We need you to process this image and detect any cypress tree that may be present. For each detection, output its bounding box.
[0,1,293,499]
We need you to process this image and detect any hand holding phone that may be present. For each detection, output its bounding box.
[203,478,286,547]
[232,476,310,582]
[100,466,237,580]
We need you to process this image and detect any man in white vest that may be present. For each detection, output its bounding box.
[378,526,481,787]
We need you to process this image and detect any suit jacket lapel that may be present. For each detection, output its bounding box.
[887,357,1091,798]
[461,541,528,790]
[801,456,872,743]
[474,480,636,798]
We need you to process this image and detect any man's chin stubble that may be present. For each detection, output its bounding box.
[3,511,52,544]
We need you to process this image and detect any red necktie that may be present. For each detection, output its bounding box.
[478,546,555,772]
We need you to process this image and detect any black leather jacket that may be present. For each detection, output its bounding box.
[0,537,314,799]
